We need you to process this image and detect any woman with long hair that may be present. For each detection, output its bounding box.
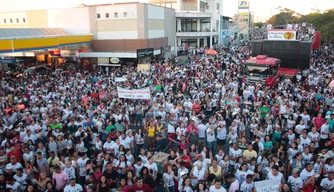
[162,163,178,192]
[140,166,155,190]
[180,177,194,192]
[115,154,132,177]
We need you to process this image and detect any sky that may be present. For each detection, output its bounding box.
[0,0,333,22]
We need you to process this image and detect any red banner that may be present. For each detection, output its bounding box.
[312,31,321,50]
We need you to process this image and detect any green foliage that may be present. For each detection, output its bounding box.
[267,8,334,40]
[254,22,264,28]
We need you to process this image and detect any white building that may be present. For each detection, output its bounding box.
[149,0,223,48]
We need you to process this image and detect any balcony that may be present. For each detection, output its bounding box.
[176,12,212,18]
[176,31,219,37]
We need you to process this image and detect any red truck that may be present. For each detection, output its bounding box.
[243,55,298,86]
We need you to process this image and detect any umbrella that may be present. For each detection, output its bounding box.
[206,49,218,55]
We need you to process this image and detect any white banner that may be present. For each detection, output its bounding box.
[117,87,151,100]
[255,179,280,192]
[268,30,297,40]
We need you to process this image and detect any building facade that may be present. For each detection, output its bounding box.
[149,0,223,48]
[0,3,176,64]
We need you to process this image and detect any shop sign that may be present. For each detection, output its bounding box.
[0,57,16,64]
[137,48,154,58]
[109,57,120,64]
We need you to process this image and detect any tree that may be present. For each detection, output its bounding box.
[254,22,264,28]
[267,8,334,40]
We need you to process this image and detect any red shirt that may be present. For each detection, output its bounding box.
[314,117,325,130]
[192,104,201,114]
[302,184,318,192]
[131,184,152,192]
[181,155,192,168]
[7,150,21,162]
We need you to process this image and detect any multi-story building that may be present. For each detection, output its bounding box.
[149,0,223,48]
[0,3,176,66]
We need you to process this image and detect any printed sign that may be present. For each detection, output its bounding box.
[136,48,154,58]
[117,87,151,100]
[268,30,297,40]
[137,64,151,73]
[109,58,120,64]
[238,0,249,9]
[255,179,280,192]
[0,57,16,64]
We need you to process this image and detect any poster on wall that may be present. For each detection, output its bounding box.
[117,87,151,100]
[137,64,151,73]
[268,30,297,40]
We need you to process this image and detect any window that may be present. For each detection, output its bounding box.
[22,18,26,23]
[181,0,198,11]
[3,19,6,24]
[114,12,118,18]
[123,12,127,18]
[10,19,13,23]
[97,13,100,19]
[16,18,19,23]
[105,13,109,18]
[181,19,198,32]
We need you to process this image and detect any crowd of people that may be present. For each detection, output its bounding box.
[0,41,333,192]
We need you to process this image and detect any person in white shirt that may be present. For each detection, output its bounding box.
[287,168,303,192]
[300,163,315,182]
[64,178,83,192]
[266,165,285,183]
[225,173,239,192]
[144,156,158,178]
[209,178,226,192]
[320,171,334,192]
[240,174,255,192]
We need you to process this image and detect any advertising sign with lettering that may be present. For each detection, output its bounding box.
[136,48,154,58]
[238,0,249,9]
[268,30,297,40]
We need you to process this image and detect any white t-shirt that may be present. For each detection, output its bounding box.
[77,158,88,177]
[287,176,303,192]
[240,181,255,192]
[266,172,284,183]
[64,184,83,192]
[209,185,227,192]
[320,178,334,192]
[144,162,158,174]
[300,169,314,181]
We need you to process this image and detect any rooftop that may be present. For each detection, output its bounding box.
[0,28,72,39]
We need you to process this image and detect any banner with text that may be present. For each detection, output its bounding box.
[117,87,151,100]
[268,30,297,40]
[255,179,280,192]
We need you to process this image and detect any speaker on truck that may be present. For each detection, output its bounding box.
[299,42,311,69]
[263,40,299,69]
[251,41,263,57]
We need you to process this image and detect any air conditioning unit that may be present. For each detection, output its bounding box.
[206,5,209,9]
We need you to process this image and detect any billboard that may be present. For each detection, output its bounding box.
[267,30,297,40]
[238,0,249,9]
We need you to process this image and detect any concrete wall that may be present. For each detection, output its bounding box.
[47,7,91,34]
[164,7,176,55]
